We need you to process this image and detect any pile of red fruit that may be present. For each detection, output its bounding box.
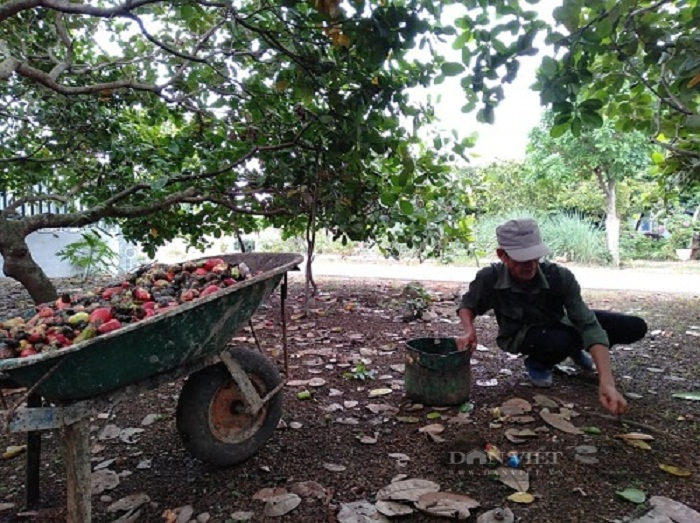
[0,258,252,360]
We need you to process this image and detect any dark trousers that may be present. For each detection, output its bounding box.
[520,311,648,367]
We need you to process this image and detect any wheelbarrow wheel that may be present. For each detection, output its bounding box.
[176,347,282,467]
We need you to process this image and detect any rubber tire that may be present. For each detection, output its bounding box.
[176,347,282,467]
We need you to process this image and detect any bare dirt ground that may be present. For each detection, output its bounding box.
[1,275,699,523]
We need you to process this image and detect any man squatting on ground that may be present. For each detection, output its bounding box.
[456,219,648,415]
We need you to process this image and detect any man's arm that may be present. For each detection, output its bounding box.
[556,266,627,415]
[589,343,628,415]
[456,308,477,352]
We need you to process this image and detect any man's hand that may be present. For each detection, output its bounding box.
[455,330,476,352]
[457,308,478,352]
[599,382,628,415]
[589,344,627,415]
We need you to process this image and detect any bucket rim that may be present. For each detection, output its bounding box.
[405,337,466,359]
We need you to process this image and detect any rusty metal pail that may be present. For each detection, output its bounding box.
[404,337,471,406]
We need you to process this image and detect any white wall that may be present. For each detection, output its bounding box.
[0,228,147,278]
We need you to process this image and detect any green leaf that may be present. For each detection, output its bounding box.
[685,115,700,132]
[651,151,665,165]
[151,177,168,190]
[459,402,474,413]
[545,31,567,45]
[441,62,465,76]
[616,488,646,504]
[399,199,414,215]
[540,56,559,78]
[583,426,602,435]
[672,391,700,401]
[476,106,494,125]
[380,192,397,206]
[580,111,604,129]
[579,99,604,111]
[549,123,569,138]
[570,116,582,137]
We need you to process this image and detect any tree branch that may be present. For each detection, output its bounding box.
[0,0,164,23]
[181,195,293,217]
[173,120,315,184]
[652,139,700,159]
[5,194,69,212]
[21,186,200,233]
[48,12,73,81]
[13,61,165,97]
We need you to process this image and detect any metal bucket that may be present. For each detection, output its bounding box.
[404,337,471,406]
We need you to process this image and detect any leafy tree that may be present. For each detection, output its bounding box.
[0,0,548,304]
[376,162,475,262]
[526,117,656,266]
[533,0,699,190]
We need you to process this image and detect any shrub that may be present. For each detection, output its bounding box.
[56,230,119,277]
[620,231,670,261]
[539,213,609,265]
[472,212,609,264]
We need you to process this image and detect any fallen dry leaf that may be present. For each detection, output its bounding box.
[507,492,535,504]
[495,467,530,492]
[532,394,559,409]
[376,478,441,502]
[540,408,583,435]
[500,398,533,416]
[477,507,514,523]
[286,379,310,387]
[119,427,145,444]
[97,424,121,441]
[415,491,480,519]
[1,445,26,460]
[358,432,379,444]
[253,486,288,501]
[338,500,391,523]
[106,493,150,513]
[418,423,445,435]
[622,439,652,450]
[229,511,254,521]
[658,464,692,477]
[91,469,120,495]
[615,432,655,441]
[289,480,328,499]
[505,428,538,443]
[263,493,301,517]
[375,499,415,517]
[369,388,393,397]
[366,403,399,415]
[140,413,160,426]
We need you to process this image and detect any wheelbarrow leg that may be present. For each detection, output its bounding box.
[25,392,42,508]
[63,418,91,523]
[219,351,263,414]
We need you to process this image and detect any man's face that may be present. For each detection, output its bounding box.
[497,250,539,283]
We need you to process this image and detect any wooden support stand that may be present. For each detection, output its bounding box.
[64,418,91,522]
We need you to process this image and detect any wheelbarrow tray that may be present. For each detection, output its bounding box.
[0,252,302,402]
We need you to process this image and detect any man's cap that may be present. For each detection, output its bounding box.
[496,218,550,262]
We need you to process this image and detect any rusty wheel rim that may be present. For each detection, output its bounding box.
[208,375,268,444]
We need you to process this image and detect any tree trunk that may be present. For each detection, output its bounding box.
[604,179,620,268]
[304,213,317,315]
[0,218,58,304]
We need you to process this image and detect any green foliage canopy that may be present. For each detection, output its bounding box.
[0,0,548,301]
[0,0,546,243]
[532,0,699,188]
